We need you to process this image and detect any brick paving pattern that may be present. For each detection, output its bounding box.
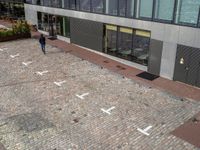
[0,39,200,150]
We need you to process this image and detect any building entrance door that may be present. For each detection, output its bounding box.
[174,45,200,88]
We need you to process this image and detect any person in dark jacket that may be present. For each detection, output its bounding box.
[39,34,46,54]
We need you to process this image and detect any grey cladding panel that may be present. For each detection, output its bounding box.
[70,18,103,51]
[148,39,163,76]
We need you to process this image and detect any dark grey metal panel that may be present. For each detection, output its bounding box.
[197,65,200,87]
[70,18,103,52]
[173,45,200,88]
[187,48,200,86]
[148,39,163,76]
[173,45,191,83]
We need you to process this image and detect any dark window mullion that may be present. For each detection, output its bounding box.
[116,26,119,51]
[172,0,178,24]
[90,0,92,12]
[197,6,200,27]
[125,0,127,17]
[103,0,106,14]
[152,0,156,21]
[117,0,119,16]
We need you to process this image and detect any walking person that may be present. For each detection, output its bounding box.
[39,34,46,54]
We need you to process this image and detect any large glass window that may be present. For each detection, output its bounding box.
[38,12,49,32]
[132,30,150,66]
[37,12,70,37]
[105,25,117,56]
[176,0,200,26]
[91,0,104,13]
[56,16,70,37]
[63,0,70,8]
[119,0,126,16]
[139,0,153,19]
[105,0,118,16]
[154,0,175,21]
[50,0,62,8]
[117,27,133,59]
[70,0,76,9]
[126,0,135,17]
[43,0,50,6]
[80,0,91,12]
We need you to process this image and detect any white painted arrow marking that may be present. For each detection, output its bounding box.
[54,80,66,87]
[101,106,115,115]
[137,125,152,136]
[22,61,32,66]
[36,70,48,76]
[10,53,19,58]
[76,93,89,99]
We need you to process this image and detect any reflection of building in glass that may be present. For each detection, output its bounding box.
[24,0,200,88]
[0,0,24,19]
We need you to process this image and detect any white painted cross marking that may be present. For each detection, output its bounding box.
[0,48,8,51]
[137,125,152,136]
[36,70,49,76]
[101,106,115,115]
[10,53,19,58]
[54,80,66,87]
[76,93,89,99]
[22,61,32,66]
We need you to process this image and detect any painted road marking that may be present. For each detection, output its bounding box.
[10,54,19,58]
[137,125,152,136]
[101,106,115,115]
[0,48,8,51]
[22,61,32,66]
[76,93,89,99]
[36,70,49,76]
[54,80,66,87]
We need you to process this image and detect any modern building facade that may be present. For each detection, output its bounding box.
[0,0,25,19]
[24,0,200,88]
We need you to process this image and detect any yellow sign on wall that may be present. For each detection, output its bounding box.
[120,27,133,34]
[106,25,117,31]
[136,30,150,37]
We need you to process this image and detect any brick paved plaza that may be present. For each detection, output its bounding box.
[0,39,200,150]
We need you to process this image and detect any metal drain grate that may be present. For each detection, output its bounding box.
[103,60,109,63]
[116,65,126,70]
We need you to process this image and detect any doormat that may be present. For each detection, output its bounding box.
[136,72,159,81]
[48,37,57,40]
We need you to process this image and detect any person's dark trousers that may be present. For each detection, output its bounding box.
[41,43,46,54]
